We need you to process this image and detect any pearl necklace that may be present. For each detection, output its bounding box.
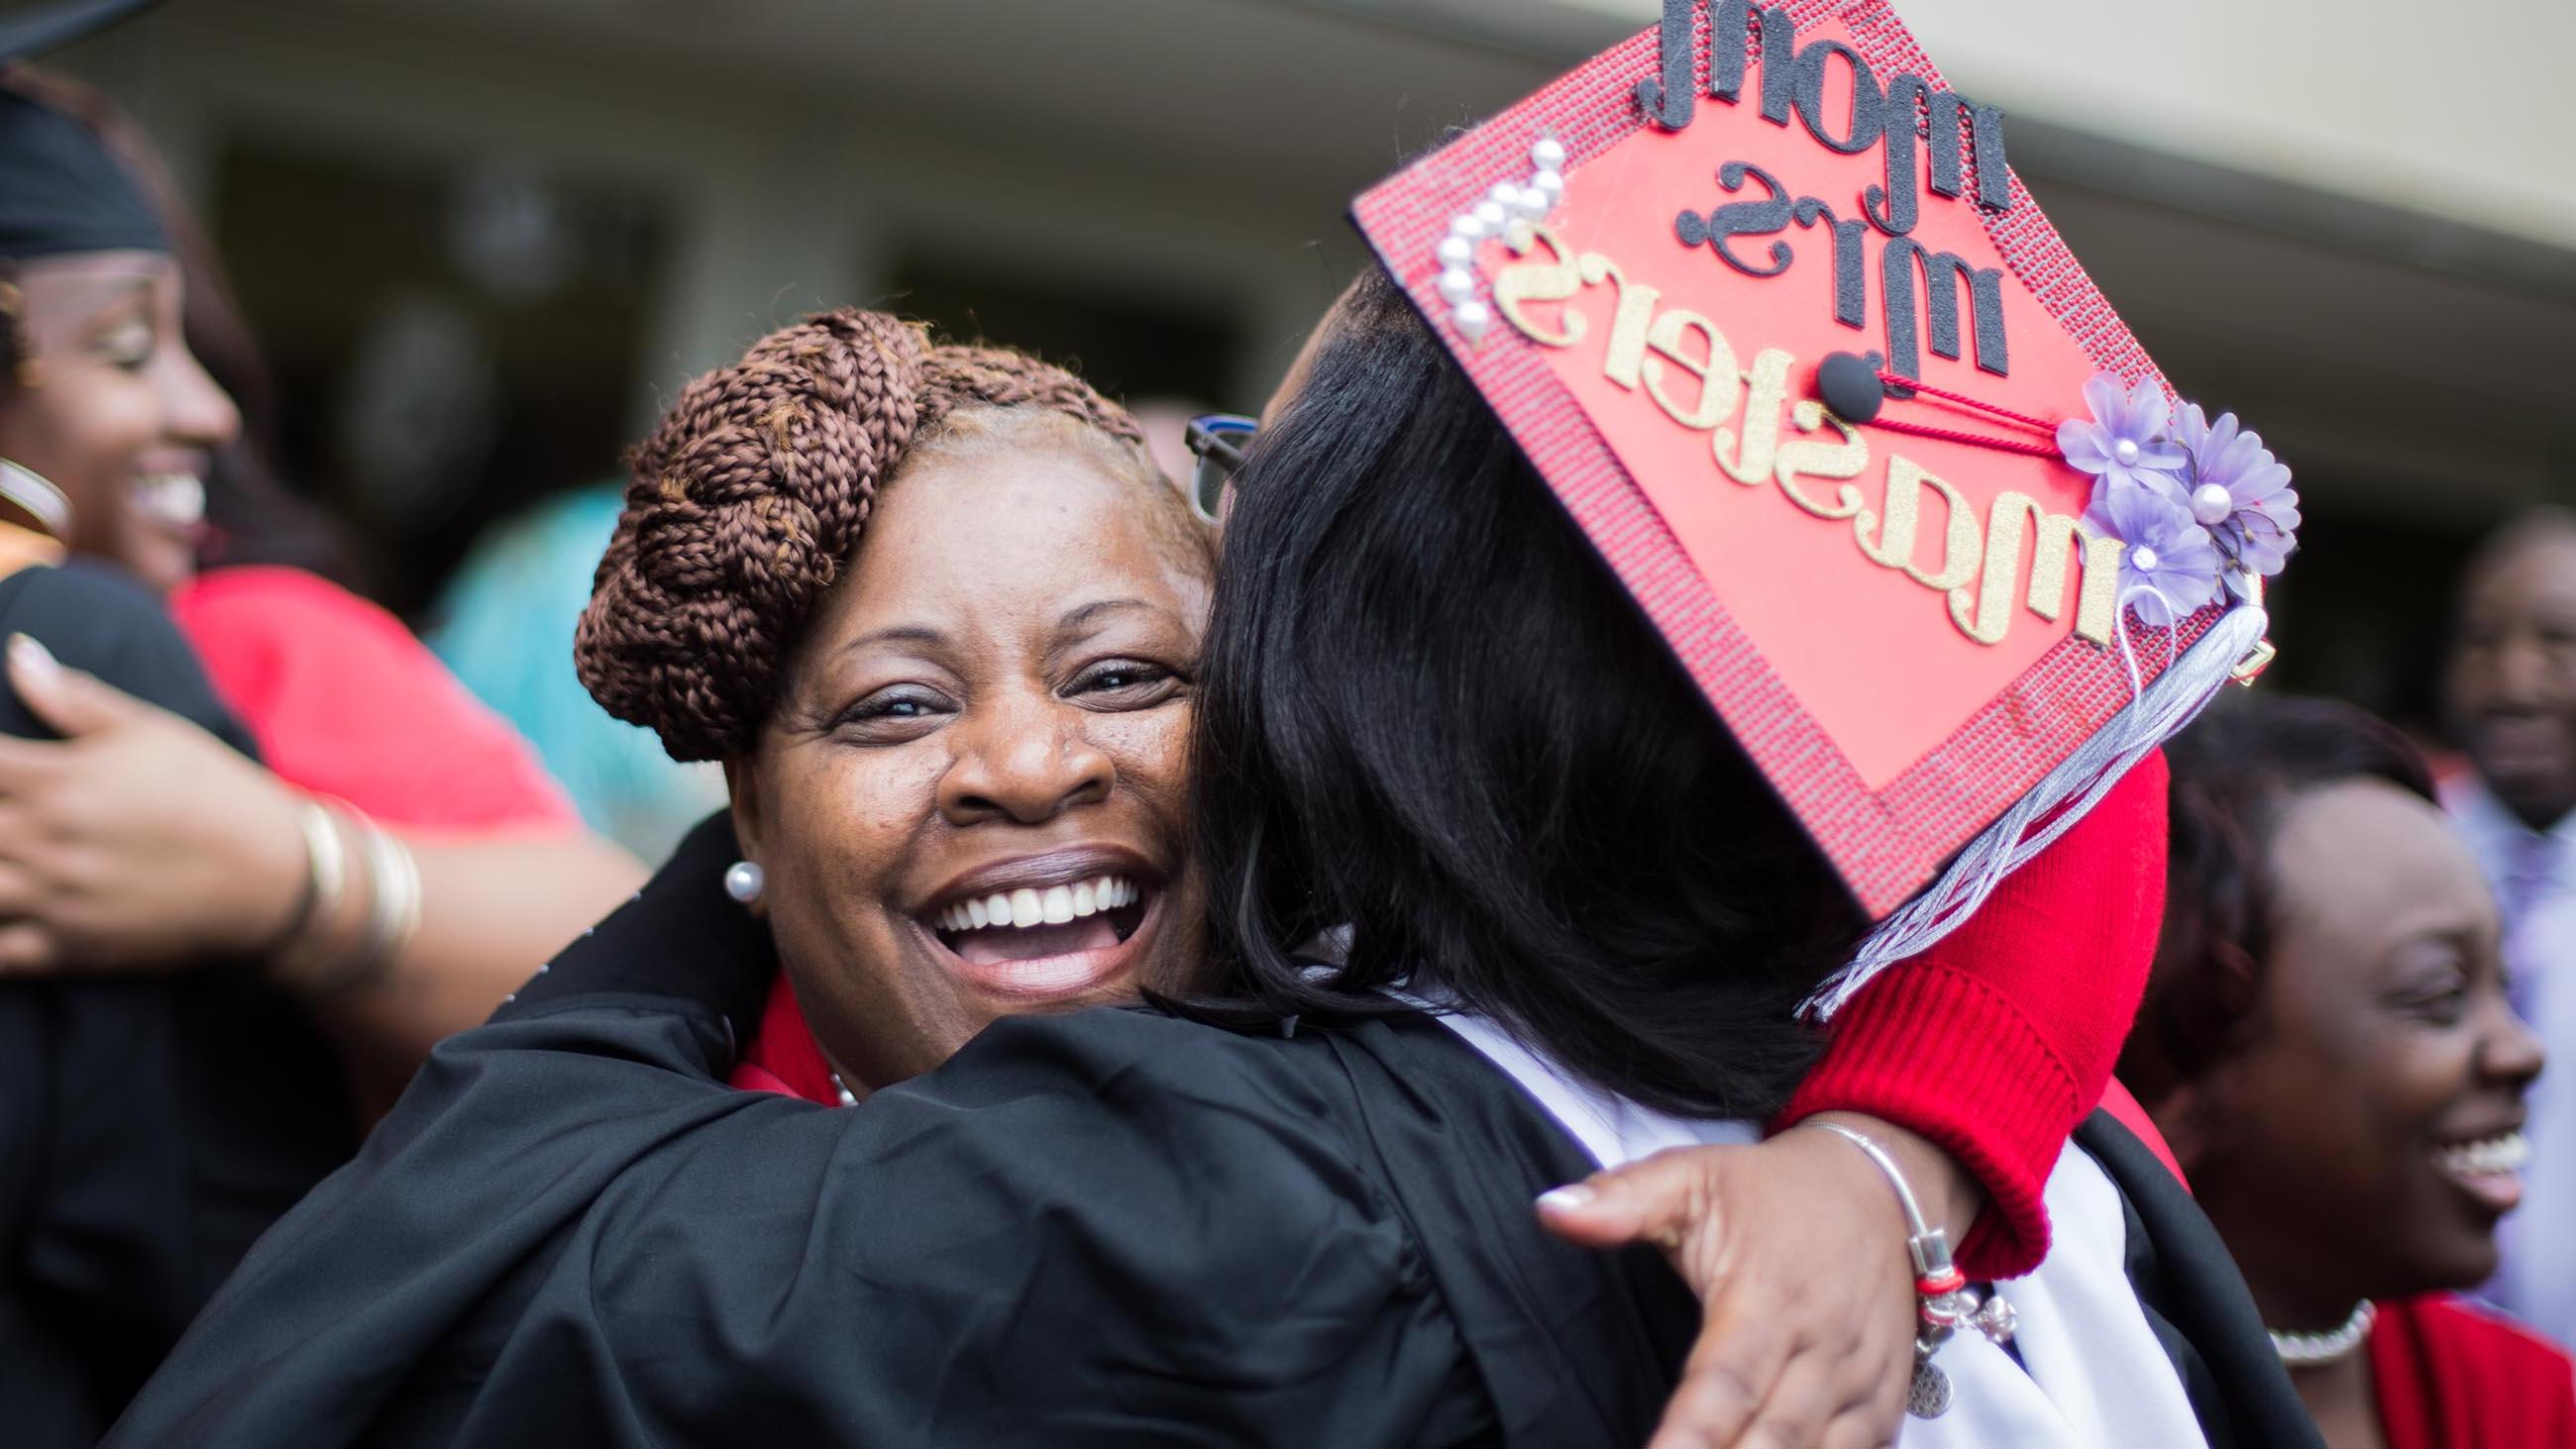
[830,1072,857,1108]
[2269,1299,2375,1368]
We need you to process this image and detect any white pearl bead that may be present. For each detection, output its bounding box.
[1489,180,1520,207]
[1532,136,1567,170]
[1511,182,1552,220]
[2130,545,2161,572]
[723,860,764,903]
[1452,299,1492,343]
[1531,170,1564,205]
[1474,200,1507,231]
[2192,482,2234,526]
[1437,267,1477,304]
[1451,211,1487,241]
[1436,235,1472,267]
[2112,437,2140,466]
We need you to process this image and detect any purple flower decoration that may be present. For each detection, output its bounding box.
[2172,402,2300,598]
[2057,372,2187,501]
[2087,481,2220,628]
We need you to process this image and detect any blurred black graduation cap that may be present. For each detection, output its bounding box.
[0,0,168,259]
[1,0,158,63]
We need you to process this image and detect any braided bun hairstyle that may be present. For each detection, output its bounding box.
[577,308,1151,761]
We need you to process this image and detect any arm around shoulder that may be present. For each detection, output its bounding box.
[448,1010,1483,1448]
[1779,750,2172,1277]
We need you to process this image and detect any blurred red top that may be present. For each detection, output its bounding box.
[2371,1294,2576,1449]
[169,565,579,831]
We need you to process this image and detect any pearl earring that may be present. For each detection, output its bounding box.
[723,860,764,903]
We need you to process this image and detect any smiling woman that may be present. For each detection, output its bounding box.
[2120,694,2574,1449]
[0,249,234,584]
[0,54,654,1443]
[567,311,1213,1091]
[0,65,645,1078]
[718,403,1211,1086]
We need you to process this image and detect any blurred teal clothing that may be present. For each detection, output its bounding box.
[428,485,724,861]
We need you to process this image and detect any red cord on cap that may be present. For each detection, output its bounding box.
[1879,371,2060,438]
[1867,416,2064,460]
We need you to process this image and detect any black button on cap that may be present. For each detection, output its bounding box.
[1816,351,1884,423]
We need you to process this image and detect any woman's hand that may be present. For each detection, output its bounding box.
[1539,1112,1981,1449]
[0,634,309,972]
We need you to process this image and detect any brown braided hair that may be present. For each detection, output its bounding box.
[577,308,1154,761]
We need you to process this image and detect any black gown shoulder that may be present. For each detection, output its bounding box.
[110,815,1697,1449]
[113,812,2323,1449]
[0,562,355,1447]
[0,559,250,747]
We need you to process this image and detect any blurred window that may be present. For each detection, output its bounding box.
[210,142,667,615]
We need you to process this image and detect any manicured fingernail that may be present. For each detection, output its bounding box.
[9,633,55,681]
[1536,1184,1596,1213]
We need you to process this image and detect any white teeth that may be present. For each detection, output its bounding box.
[934,877,1145,935]
[134,471,206,527]
[2433,1130,2529,1178]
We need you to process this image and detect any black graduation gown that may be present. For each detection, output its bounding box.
[111,812,2317,1449]
[110,813,1698,1447]
[0,563,357,1446]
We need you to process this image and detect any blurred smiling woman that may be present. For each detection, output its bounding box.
[2122,695,2573,1449]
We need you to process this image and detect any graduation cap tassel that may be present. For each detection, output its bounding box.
[1800,599,2272,1020]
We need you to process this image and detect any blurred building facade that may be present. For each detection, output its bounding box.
[55,0,2576,734]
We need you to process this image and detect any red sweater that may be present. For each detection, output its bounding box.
[2371,1294,2576,1449]
[738,753,2173,1281]
[1777,752,2170,1279]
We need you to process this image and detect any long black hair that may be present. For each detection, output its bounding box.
[1188,268,1866,1119]
[2118,692,2438,1108]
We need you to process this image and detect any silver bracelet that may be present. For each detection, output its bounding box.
[1805,1120,2016,1419]
[348,814,422,987]
[276,799,346,954]
[294,804,420,995]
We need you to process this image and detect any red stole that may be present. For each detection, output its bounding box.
[727,974,842,1104]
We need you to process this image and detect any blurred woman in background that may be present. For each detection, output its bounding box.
[0,63,643,1105]
[0,35,634,1443]
[2121,694,2573,1449]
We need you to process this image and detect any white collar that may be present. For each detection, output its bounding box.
[1416,1004,2208,1449]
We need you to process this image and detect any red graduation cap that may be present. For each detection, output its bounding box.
[1351,0,2291,1009]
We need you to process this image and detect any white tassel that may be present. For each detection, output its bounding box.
[1800,601,2270,1020]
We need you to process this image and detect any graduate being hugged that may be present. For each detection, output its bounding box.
[116,4,2321,1447]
